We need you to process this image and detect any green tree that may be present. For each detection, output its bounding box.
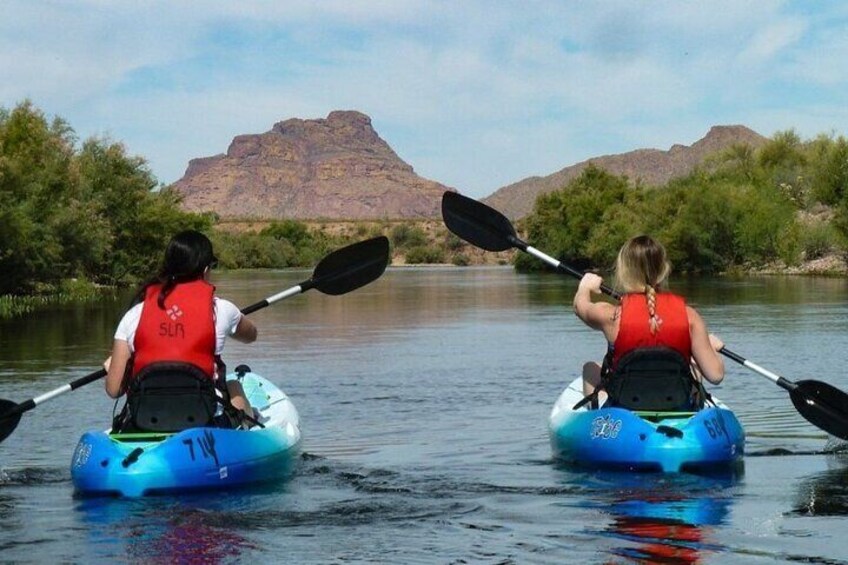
[0,101,210,293]
[0,101,75,291]
[518,164,632,272]
[212,230,297,269]
[75,139,210,283]
[389,223,427,249]
[758,129,810,208]
[808,134,848,206]
[653,177,741,273]
[261,219,313,248]
[710,143,759,183]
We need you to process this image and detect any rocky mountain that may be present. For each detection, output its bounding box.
[172,111,452,220]
[483,125,767,220]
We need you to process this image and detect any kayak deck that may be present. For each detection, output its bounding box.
[71,371,301,497]
[549,378,745,473]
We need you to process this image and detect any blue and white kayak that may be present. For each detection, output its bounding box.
[549,378,744,473]
[71,370,301,497]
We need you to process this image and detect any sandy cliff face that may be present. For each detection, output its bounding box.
[172,111,452,220]
[483,125,767,219]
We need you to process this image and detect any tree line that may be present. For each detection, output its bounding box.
[516,130,848,274]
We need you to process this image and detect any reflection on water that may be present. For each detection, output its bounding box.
[4,268,848,375]
[77,496,259,563]
[0,298,124,379]
[605,494,730,563]
[521,272,848,307]
[677,275,848,307]
[569,471,738,563]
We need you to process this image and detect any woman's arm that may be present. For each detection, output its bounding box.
[104,339,132,398]
[688,306,724,384]
[231,316,258,344]
[573,273,617,339]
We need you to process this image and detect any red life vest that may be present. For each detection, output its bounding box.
[612,292,691,367]
[131,279,217,379]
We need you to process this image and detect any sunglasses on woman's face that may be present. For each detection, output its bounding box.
[209,256,219,269]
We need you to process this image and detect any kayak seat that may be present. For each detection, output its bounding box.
[604,347,701,412]
[125,362,221,433]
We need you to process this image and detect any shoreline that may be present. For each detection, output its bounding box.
[4,253,845,320]
[386,255,848,276]
[739,253,848,277]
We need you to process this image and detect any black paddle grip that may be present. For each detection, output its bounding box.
[69,369,108,390]
[240,300,269,315]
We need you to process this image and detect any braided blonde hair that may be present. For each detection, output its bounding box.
[614,235,672,335]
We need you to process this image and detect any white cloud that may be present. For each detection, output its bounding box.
[2,1,846,197]
[738,20,807,65]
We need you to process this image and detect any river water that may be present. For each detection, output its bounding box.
[2,267,848,563]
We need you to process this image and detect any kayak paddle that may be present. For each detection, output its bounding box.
[0,236,390,443]
[241,235,390,313]
[442,190,848,440]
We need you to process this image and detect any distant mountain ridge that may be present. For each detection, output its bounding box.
[172,110,452,220]
[483,125,767,219]
[172,116,767,222]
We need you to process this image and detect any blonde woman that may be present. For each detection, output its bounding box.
[573,235,724,405]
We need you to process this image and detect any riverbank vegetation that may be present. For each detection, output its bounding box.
[3,100,846,319]
[210,218,488,269]
[516,131,848,274]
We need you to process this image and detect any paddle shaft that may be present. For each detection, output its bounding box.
[241,283,312,315]
[1,369,108,421]
[514,237,621,298]
[718,347,798,392]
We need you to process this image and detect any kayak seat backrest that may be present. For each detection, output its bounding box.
[605,347,699,412]
[127,362,220,433]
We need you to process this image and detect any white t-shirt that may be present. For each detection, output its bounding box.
[114,297,243,355]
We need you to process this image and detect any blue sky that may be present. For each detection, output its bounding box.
[2,1,847,199]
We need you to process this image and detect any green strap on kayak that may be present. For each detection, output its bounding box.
[109,432,174,442]
[634,411,696,421]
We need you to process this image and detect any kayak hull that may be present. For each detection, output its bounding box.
[549,378,744,473]
[71,371,301,497]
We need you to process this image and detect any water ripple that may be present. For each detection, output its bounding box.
[0,466,68,487]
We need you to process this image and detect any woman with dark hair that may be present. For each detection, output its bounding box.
[104,230,257,424]
[573,235,724,405]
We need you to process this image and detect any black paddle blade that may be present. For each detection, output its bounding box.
[790,380,848,440]
[441,191,518,252]
[312,236,390,296]
[0,399,23,443]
